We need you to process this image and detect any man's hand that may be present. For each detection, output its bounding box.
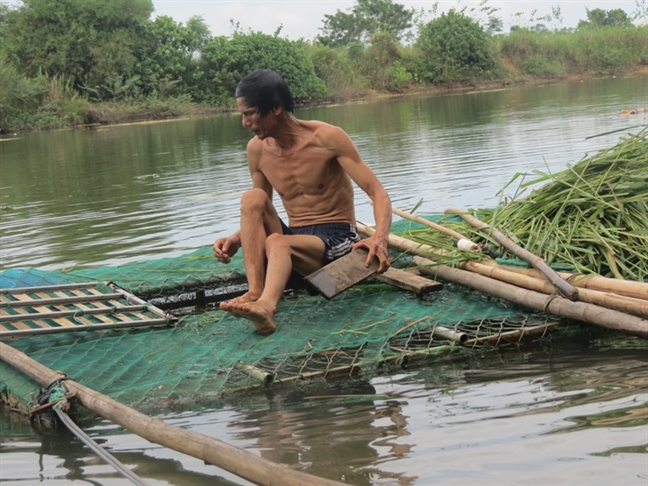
[353,236,390,273]
[213,234,241,264]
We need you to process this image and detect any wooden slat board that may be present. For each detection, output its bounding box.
[374,267,443,296]
[304,249,443,299]
[305,249,380,299]
[0,282,175,339]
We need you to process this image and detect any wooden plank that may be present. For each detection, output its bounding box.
[24,305,55,315]
[0,306,35,317]
[74,302,119,324]
[32,291,52,300]
[77,300,112,309]
[11,292,37,302]
[85,287,108,296]
[0,303,147,323]
[69,288,95,298]
[0,292,126,308]
[10,319,53,330]
[28,319,51,329]
[120,311,155,322]
[51,317,79,328]
[374,267,443,296]
[0,282,99,293]
[70,314,98,326]
[53,307,98,326]
[2,306,54,329]
[8,321,32,330]
[52,290,73,299]
[0,318,174,338]
[305,249,379,299]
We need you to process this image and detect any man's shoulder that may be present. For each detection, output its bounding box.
[300,119,348,144]
[247,136,262,151]
[300,119,341,132]
[246,137,264,165]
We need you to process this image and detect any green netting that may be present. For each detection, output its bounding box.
[62,246,247,297]
[0,268,93,289]
[1,278,560,414]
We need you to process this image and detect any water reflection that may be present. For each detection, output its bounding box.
[0,431,242,485]
[222,381,417,485]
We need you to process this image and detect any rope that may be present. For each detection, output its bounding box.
[53,404,151,486]
[543,294,561,314]
[33,379,150,486]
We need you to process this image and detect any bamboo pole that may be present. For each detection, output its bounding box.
[479,261,648,301]
[390,205,479,250]
[416,258,648,338]
[356,223,648,338]
[0,342,344,486]
[385,206,648,301]
[462,261,648,319]
[445,208,580,301]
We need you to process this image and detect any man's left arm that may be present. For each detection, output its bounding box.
[332,127,392,273]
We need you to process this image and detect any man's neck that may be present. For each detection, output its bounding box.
[269,114,300,150]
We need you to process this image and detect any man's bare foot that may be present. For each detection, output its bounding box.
[222,300,276,335]
[219,291,261,312]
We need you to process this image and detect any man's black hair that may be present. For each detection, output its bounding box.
[235,69,295,116]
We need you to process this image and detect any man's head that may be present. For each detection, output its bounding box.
[235,69,295,116]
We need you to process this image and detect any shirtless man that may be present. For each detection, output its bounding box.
[213,69,392,335]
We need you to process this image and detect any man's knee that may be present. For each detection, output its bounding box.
[240,188,270,214]
[265,233,290,253]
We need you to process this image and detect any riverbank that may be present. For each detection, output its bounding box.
[366,65,648,103]
[3,68,647,135]
[83,67,648,124]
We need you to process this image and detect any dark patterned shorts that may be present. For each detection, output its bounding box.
[281,221,361,264]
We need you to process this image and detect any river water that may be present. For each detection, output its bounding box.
[1,75,647,485]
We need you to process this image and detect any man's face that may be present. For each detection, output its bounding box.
[237,98,273,140]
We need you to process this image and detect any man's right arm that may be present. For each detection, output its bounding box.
[213,138,270,263]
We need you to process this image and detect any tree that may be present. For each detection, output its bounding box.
[469,0,503,34]
[198,32,327,104]
[3,0,154,99]
[0,3,9,56]
[416,9,496,84]
[136,15,211,98]
[487,16,503,34]
[317,0,414,47]
[578,8,633,28]
[364,32,412,91]
[0,56,49,132]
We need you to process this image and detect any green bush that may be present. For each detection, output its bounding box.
[364,32,412,91]
[307,44,367,93]
[416,9,497,84]
[198,32,328,105]
[519,55,564,77]
[576,28,642,74]
[0,58,49,132]
[498,25,648,77]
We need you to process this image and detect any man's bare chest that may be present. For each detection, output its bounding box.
[258,147,338,192]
